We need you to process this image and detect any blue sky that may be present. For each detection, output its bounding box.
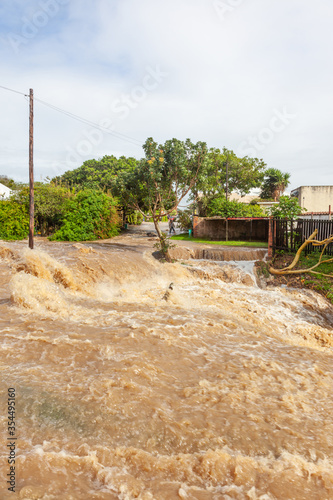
[0,0,332,192]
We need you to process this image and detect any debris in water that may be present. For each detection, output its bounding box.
[162,282,174,300]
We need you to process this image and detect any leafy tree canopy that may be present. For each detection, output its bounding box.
[116,137,209,245]
[194,148,266,216]
[197,148,266,195]
[52,155,138,194]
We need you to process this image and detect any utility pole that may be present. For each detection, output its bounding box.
[225,157,229,242]
[29,88,34,249]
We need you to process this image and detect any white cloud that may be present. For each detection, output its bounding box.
[0,0,332,188]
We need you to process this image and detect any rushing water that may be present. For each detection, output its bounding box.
[0,238,333,500]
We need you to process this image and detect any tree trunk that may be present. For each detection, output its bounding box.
[153,216,162,238]
[273,189,279,202]
[152,215,171,262]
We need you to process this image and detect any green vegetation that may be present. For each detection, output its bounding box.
[194,148,266,216]
[0,182,120,242]
[206,198,265,218]
[0,138,292,244]
[13,183,72,236]
[298,253,333,293]
[269,195,304,219]
[126,211,143,225]
[170,234,268,247]
[177,209,193,231]
[0,199,29,240]
[116,137,209,259]
[52,155,137,192]
[52,155,138,222]
[50,190,120,241]
[267,250,333,304]
[260,168,290,201]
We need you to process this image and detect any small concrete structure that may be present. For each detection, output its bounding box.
[291,186,333,212]
[0,183,11,199]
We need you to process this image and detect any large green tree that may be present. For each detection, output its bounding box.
[260,168,291,201]
[117,137,209,254]
[194,148,266,216]
[53,155,138,193]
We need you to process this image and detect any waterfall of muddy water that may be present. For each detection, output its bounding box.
[1,240,333,500]
[186,260,259,287]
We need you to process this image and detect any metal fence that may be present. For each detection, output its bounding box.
[272,218,333,256]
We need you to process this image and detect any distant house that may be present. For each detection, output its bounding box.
[229,193,258,204]
[0,183,11,199]
[291,186,333,213]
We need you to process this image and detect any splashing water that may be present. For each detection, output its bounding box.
[0,239,333,499]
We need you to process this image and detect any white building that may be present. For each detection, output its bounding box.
[290,186,333,213]
[0,183,12,199]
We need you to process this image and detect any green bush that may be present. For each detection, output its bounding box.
[50,190,120,241]
[269,195,304,219]
[207,198,265,218]
[13,183,72,236]
[0,200,29,240]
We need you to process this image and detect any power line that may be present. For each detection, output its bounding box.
[0,84,144,148]
[0,84,27,97]
[35,97,143,147]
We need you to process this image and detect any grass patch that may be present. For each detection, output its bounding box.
[170,234,268,248]
[268,251,333,305]
[298,252,333,273]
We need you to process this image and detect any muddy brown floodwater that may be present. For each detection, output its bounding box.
[0,234,333,500]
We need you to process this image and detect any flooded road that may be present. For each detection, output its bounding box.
[0,235,333,499]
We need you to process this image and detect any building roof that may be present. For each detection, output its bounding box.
[229,193,258,203]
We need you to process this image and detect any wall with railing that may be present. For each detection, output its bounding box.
[271,218,333,256]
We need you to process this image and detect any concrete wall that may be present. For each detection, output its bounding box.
[291,186,333,212]
[193,217,269,241]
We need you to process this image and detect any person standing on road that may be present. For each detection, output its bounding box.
[169,217,176,235]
